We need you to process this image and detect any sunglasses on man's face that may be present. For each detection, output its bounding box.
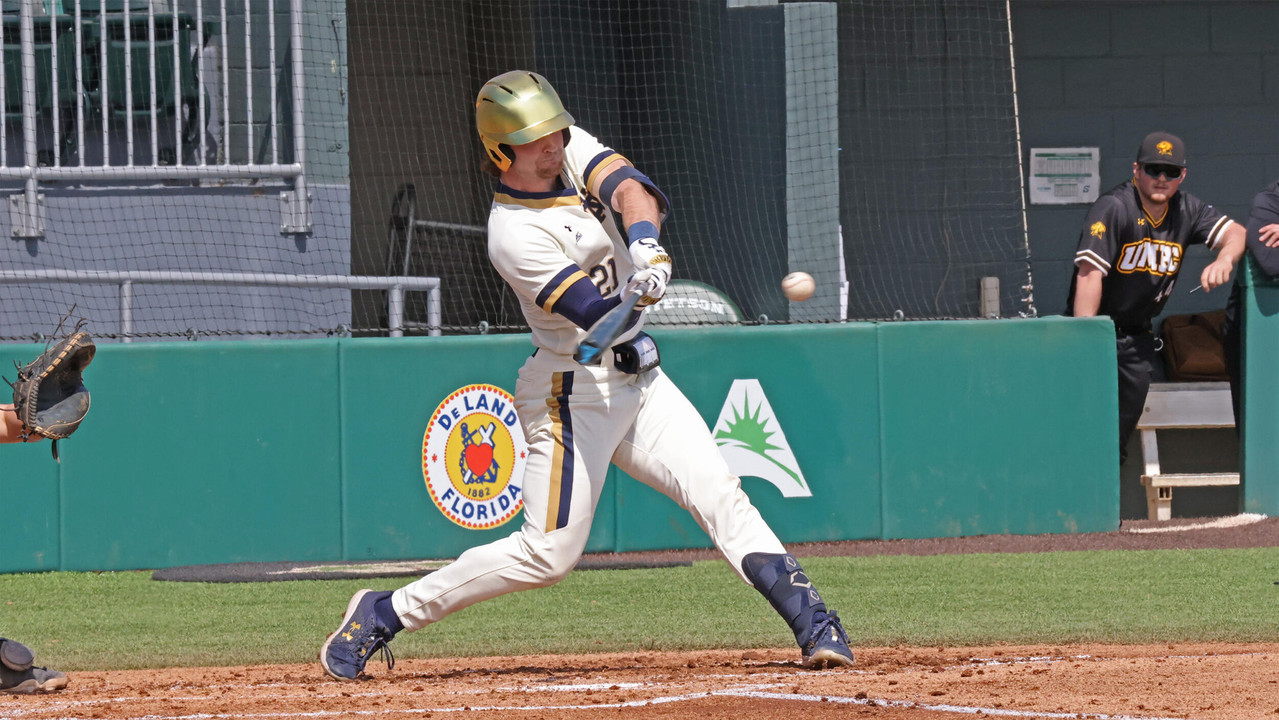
[1142,164,1184,180]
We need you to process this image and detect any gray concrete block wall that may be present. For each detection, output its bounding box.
[1211,2,1279,51]
[0,185,351,340]
[1013,1,1279,322]
[1060,58,1163,107]
[1010,5,1111,58]
[1013,0,1277,519]
[1109,5,1211,56]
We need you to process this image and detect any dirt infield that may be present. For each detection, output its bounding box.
[4,516,1278,720]
[4,644,1277,720]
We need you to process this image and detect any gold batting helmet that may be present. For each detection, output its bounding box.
[475,70,574,172]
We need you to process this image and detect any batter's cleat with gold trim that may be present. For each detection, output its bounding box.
[0,665,68,694]
[801,611,854,669]
[320,589,397,681]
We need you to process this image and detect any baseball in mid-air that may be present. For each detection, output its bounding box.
[781,271,815,302]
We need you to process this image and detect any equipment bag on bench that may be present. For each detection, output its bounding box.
[1160,310,1229,382]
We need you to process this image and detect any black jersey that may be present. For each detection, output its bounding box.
[1066,180,1232,329]
[1246,180,1279,277]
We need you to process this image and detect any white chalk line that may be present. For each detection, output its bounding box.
[1125,513,1267,534]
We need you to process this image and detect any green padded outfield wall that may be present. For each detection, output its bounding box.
[877,319,1118,538]
[0,342,347,572]
[0,317,1117,573]
[1241,256,1279,515]
[610,323,883,552]
[337,335,619,561]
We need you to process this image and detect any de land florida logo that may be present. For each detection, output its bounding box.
[423,384,527,529]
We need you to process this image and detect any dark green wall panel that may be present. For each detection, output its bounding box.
[337,335,617,561]
[1242,258,1279,514]
[877,317,1118,538]
[0,318,1118,572]
[57,341,345,570]
[0,343,61,572]
[612,324,883,553]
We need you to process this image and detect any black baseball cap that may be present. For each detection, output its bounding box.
[1136,131,1186,168]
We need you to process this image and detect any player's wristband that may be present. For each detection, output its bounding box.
[627,220,660,246]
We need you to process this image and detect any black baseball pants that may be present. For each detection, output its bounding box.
[1116,330,1157,465]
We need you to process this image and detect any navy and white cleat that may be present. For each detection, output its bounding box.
[801,610,855,669]
[320,589,397,681]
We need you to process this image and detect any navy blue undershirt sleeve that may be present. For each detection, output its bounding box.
[554,277,622,329]
[535,265,644,332]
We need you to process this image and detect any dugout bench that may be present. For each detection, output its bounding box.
[1137,381,1238,521]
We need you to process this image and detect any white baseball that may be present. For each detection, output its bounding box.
[781,271,815,302]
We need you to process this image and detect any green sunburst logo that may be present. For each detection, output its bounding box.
[712,379,810,497]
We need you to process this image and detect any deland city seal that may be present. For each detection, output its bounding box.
[422,384,527,529]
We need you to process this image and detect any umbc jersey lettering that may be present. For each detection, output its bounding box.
[1116,239,1182,276]
[1066,180,1232,328]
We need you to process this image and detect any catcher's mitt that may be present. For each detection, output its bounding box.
[7,325,95,460]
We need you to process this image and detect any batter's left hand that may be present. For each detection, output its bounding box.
[1199,256,1235,292]
[630,237,672,279]
[628,237,672,306]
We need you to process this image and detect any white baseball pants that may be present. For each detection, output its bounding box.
[391,350,786,630]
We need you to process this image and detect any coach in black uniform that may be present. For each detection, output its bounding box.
[1222,181,1279,428]
[1066,132,1245,463]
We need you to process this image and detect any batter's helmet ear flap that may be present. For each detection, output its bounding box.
[487,143,515,170]
[476,70,575,173]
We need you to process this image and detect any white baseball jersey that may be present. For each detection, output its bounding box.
[390,126,786,634]
[487,126,647,356]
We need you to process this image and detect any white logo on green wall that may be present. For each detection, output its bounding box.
[712,379,810,498]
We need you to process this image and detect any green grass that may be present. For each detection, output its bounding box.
[2,548,1278,671]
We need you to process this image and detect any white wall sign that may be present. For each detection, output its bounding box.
[1029,147,1100,205]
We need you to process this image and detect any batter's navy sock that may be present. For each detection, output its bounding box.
[741,552,826,648]
[374,593,405,635]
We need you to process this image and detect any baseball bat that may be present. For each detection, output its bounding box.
[574,292,642,365]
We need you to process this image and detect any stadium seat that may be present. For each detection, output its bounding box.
[105,14,191,117]
[2,15,57,119]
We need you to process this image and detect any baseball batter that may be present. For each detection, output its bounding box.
[321,70,854,680]
[1065,131,1245,463]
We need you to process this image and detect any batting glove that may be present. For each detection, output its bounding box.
[623,268,667,307]
[629,237,672,306]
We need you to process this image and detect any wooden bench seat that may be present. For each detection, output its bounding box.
[1137,381,1237,521]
